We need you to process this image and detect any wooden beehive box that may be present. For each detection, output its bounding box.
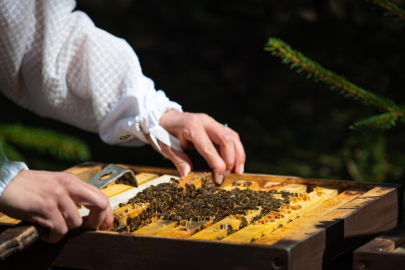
[0,162,402,270]
[353,221,405,270]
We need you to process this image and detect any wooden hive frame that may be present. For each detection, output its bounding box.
[0,162,402,270]
[353,221,405,270]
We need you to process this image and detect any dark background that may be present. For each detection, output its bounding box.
[1,0,405,191]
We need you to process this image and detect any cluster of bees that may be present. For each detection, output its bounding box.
[112,177,299,234]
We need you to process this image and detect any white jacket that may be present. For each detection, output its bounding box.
[0,0,182,194]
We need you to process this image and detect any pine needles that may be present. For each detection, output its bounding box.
[371,0,405,20]
[265,38,405,131]
[0,124,91,162]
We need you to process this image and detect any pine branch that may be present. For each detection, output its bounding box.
[0,141,26,162]
[371,0,405,20]
[349,111,401,131]
[0,124,91,162]
[265,38,405,126]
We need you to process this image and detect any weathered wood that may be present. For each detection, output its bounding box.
[52,231,290,270]
[0,223,45,261]
[269,186,399,270]
[353,221,405,270]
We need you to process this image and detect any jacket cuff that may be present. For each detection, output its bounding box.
[99,96,182,147]
[0,161,29,196]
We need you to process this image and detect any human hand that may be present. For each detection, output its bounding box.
[0,170,113,243]
[155,110,245,184]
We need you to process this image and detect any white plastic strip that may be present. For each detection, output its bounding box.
[148,125,183,152]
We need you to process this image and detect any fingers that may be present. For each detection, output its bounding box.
[33,209,68,243]
[181,116,226,184]
[233,133,246,174]
[59,174,112,230]
[159,112,246,184]
[158,140,193,177]
[204,123,236,178]
[58,196,83,230]
[98,203,113,231]
[201,115,246,175]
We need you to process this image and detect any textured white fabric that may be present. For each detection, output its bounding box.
[0,146,28,196]
[0,0,183,193]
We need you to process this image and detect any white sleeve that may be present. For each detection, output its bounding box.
[0,0,182,147]
[0,147,28,196]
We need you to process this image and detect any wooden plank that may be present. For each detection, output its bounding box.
[133,220,178,236]
[135,173,160,185]
[190,210,261,240]
[98,173,160,198]
[253,189,365,245]
[393,243,405,254]
[0,216,20,224]
[255,181,287,190]
[221,178,292,192]
[279,184,307,194]
[276,187,396,245]
[225,173,401,194]
[101,184,134,198]
[177,172,211,189]
[64,162,104,182]
[355,221,405,254]
[221,179,260,190]
[353,252,405,270]
[47,230,289,270]
[112,203,149,229]
[116,164,179,176]
[274,186,398,270]
[353,221,405,270]
[223,187,338,243]
[162,221,213,238]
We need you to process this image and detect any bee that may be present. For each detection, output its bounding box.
[127,217,133,225]
[119,134,132,141]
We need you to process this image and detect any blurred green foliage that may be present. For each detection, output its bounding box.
[1,0,404,190]
[0,124,90,166]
